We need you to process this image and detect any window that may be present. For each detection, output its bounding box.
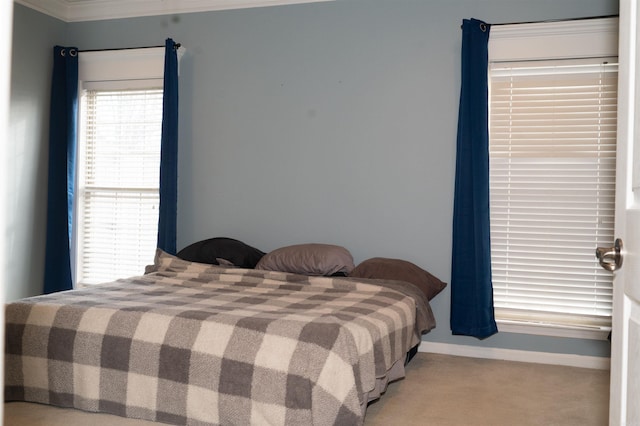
[77,87,163,285]
[74,48,168,286]
[488,18,619,338]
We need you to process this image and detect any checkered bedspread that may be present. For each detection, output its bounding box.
[5,250,435,425]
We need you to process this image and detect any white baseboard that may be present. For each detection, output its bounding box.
[418,342,611,370]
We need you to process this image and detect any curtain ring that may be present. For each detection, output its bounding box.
[69,49,77,57]
[60,49,66,57]
[480,23,487,32]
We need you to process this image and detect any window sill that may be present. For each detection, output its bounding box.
[497,320,611,341]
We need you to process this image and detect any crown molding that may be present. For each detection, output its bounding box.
[15,0,334,22]
[15,0,68,20]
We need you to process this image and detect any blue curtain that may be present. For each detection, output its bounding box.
[157,38,179,254]
[43,46,79,294]
[450,19,498,339]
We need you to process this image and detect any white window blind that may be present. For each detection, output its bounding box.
[489,58,617,330]
[77,88,163,285]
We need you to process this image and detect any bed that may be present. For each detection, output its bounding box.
[5,243,443,425]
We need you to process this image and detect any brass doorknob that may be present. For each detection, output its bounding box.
[596,238,623,271]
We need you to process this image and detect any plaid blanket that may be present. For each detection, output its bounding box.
[5,250,435,425]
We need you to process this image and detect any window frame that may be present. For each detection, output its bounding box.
[487,17,619,340]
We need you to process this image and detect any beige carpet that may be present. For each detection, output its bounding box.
[4,353,610,426]
[365,353,609,426]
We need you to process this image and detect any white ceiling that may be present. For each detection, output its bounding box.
[15,0,334,22]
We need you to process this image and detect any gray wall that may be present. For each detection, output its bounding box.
[11,0,618,357]
[8,5,66,301]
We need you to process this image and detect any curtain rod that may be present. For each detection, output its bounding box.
[491,14,618,26]
[79,43,181,53]
[462,14,618,29]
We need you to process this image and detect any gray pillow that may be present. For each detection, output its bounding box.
[256,243,355,276]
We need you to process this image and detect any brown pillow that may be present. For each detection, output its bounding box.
[255,243,355,276]
[349,257,447,300]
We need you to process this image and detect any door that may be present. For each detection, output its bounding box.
[608,0,640,424]
[1,0,13,416]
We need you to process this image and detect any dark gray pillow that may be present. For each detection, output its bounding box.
[176,237,265,268]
